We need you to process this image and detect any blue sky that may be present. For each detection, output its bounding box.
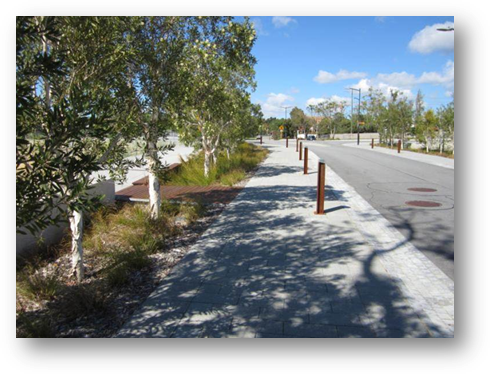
[249,16,454,118]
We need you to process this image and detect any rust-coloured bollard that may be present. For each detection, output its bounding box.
[397,139,401,153]
[296,138,299,152]
[286,137,289,148]
[304,147,308,174]
[315,159,326,215]
[299,142,303,160]
[260,135,262,145]
[371,138,374,149]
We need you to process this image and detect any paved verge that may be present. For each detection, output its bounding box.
[115,140,454,338]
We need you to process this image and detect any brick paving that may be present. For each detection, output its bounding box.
[116,175,242,205]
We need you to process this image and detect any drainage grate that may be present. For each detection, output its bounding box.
[405,200,442,208]
[407,187,437,192]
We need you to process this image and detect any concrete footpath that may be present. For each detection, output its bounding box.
[115,139,454,338]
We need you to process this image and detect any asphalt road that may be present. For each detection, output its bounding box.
[306,140,454,280]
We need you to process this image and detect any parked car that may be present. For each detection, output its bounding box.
[307,135,316,141]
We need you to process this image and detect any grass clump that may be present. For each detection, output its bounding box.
[16,268,60,302]
[167,142,268,186]
[59,284,109,319]
[104,249,152,288]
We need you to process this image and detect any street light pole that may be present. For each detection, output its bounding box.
[348,87,361,145]
[350,90,353,135]
[358,88,361,145]
[281,105,291,139]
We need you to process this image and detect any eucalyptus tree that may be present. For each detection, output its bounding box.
[17,16,68,235]
[290,107,309,137]
[331,100,348,139]
[395,94,414,149]
[363,88,387,143]
[178,17,257,177]
[437,101,454,154]
[386,90,413,148]
[414,90,425,133]
[417,109,438,152]
[221,100,262,159]
[17,16,138,282]
[128,16,198,219]
[313,100,333,138]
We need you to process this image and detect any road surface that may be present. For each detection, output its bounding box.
[306,140,454,280]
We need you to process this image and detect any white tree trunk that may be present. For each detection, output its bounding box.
[204,151,211,178]
[69,209,84,283]
[226,148,230,160]
[147,152,161,220]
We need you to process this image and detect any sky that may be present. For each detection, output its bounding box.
[249,16,454,118]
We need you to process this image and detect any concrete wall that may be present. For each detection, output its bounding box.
[16,180,115,258]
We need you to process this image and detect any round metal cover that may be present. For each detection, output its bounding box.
[405,200,442,208]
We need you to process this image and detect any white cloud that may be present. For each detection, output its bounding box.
[418,60,454,87]
[251,18,268,36]
[272,16,296,28]
[330,95,351,104]
[306,97,327,107]
[351,60,454,100]
[260,93,294,118]
[306,95,351,108]
[408,22,454,54]
[314,69,367,84]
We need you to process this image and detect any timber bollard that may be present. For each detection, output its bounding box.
[260,135,262,144]
[371,138,374,149]
[304,147,308,174]
[286,137,289,148]
[299,142,303,160]
[315,159,326,215]
[397,139,401,153]
[296,138,299,152]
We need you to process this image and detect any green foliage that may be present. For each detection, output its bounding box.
[176,17,257,176]
[167,143,267,186]
[416,109,438,145]
[16,16,139,235]
[309,99,349,137]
